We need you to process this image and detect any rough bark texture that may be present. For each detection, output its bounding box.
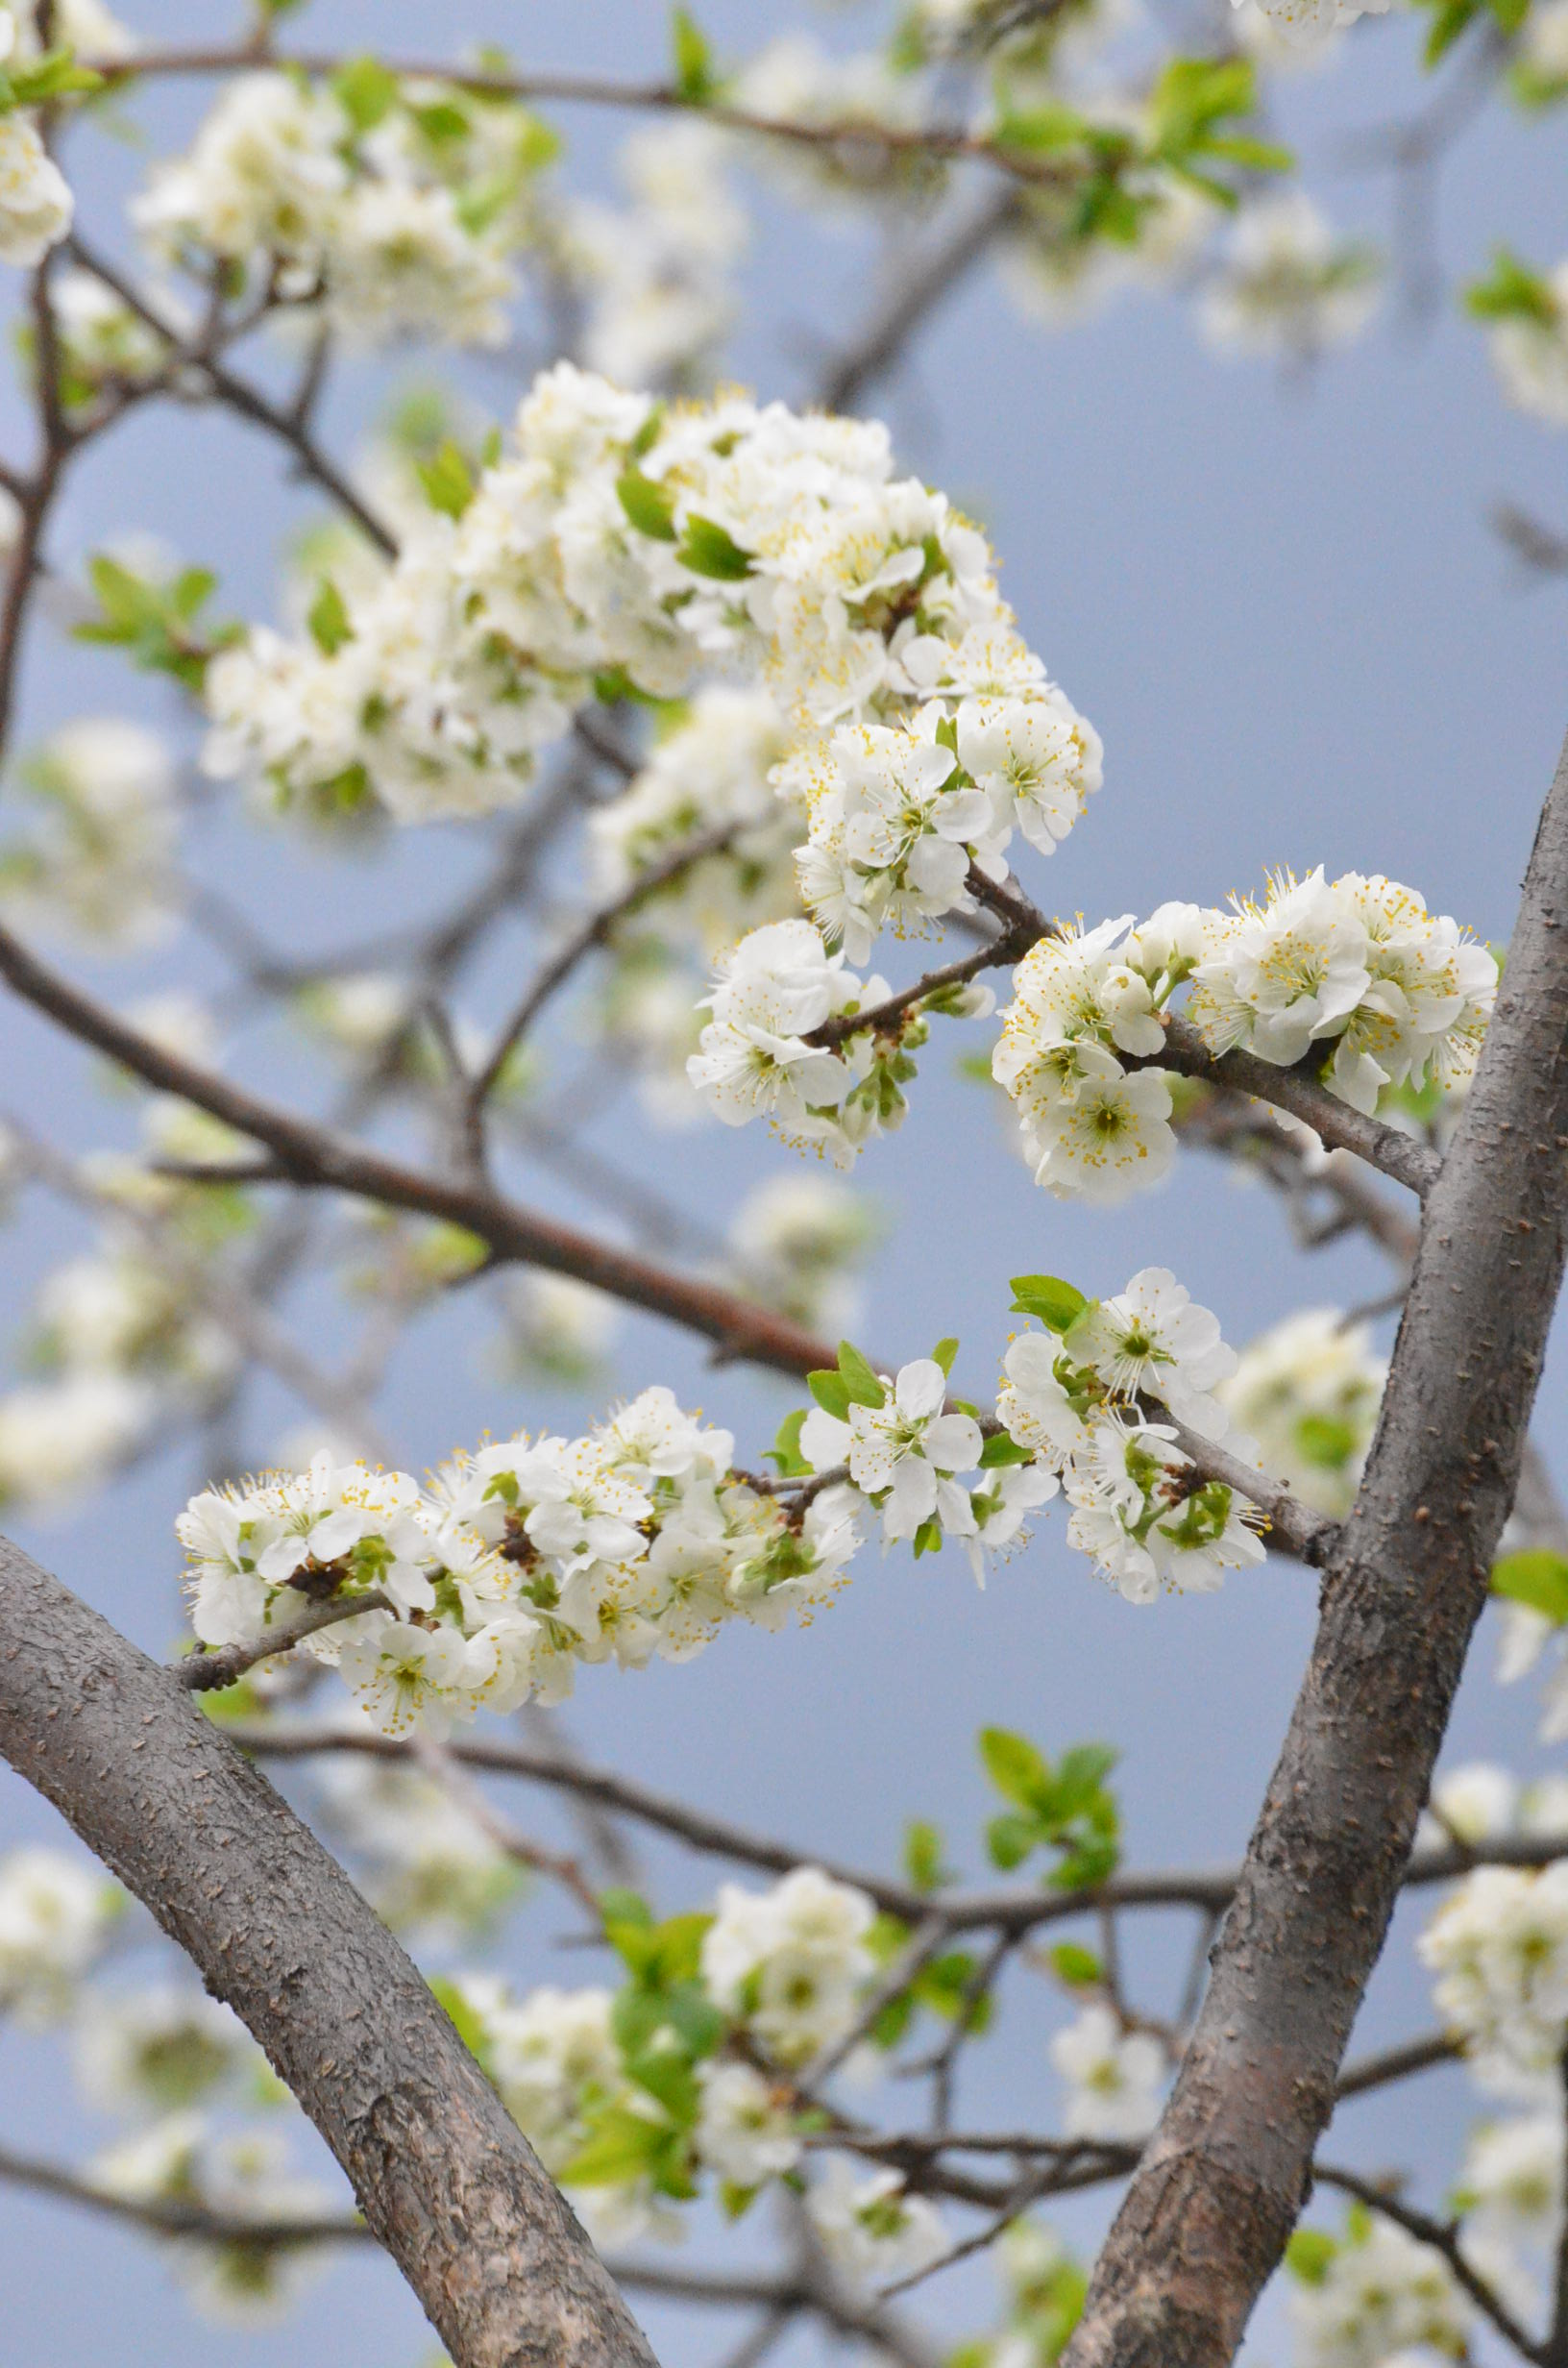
[0,1537,660,2368]
[1063,731,1568,2368]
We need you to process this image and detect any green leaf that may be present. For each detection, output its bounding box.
[306,576,353,656]
[1286,2229,1338,2286]
[931,1335,959,1377]
[629,403,666,459]
[1049,1940,1104,1987]
[616,465,678,542]
[1466,247,1557,326]
[333,55,400,133]
[428,1974,493,2066]
[979,1431,1035,1468]
[807,1369,851,1422]
[1009,1273,1089,1333]
[676,514,754,580]
[599,1887,653,1930]
[912,1519,943,1558]
[902,1818,952,1893]
[557,2106,668,2187]
[1492,1548,1568,1624]
[992,101,1090,153]
[417,439,476,520]
[985,1812,1040,1870]
[1054,1742,1118,1813]
[765,1408,811,1477]
[979,1725,1053,1813]
[672,6,716,101]
[836,1340,886,1409]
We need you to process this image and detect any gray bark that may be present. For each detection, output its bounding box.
[0,1534,661,2368]
[1064,729,1568,2367]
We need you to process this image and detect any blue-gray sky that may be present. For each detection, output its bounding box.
[1,3,1565,2362]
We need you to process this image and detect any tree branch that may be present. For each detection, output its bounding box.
[176,1589,393,1691]
[1063,727,1568,2368]
[0,1534,660,2368]
[0,916,840,1380]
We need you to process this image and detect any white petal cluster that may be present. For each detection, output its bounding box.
[1048,2002,1166,2141]
[686,915,895,1163]
[1419,1864,1568,2094]
[1287,2213,1471,2368]
[699,1866,876,2067]
[1216,1308,1385,1519]
[1487,259,1568,429]
[588,684,798,959]
[804,2156,949,2295]
[72,1985,260,2117]
[724,1173,880,1338]
[693,2060,803,2187]
[801,1354,988,1545]
[0,716,181,949]
[995,874,1492,1206]
[1228,0,1392,50]
[1201,193,1379,359]
[302,1751,518,1941]
[177,1393,862,1730]
[0,105,72,268]
[569,121,747,387]
[133,71,548,348]
[998,1267,1267,1603]
[1191,869,1496,1112]
[89,2113,337,2325]
[0,1845,121,2020]
[206,362,1095,919]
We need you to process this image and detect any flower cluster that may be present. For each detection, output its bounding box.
[588,684,798,959]
[996,1267,1266,1602]
[1286,2208,1470,2368]
[0,1845,121,2020]
[700,1865,876,2067]
[1049,2003,1166,2142]
[0,716,180,948]
[568,121,747,389]
[134,68,552,349]
[177,1391,863,1732]
[723,1172,880,1339]
[1216,1307,1385,1519]
[1200,193,1379,362]
[440,1863,951,2272]
[206,359,1097,920]
[1418,1864,1568,2095]
[993,872,1492,1206]
[685,916,902,1164]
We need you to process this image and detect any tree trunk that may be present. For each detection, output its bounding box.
[1064,730,1568,2367]
[0,1536,660,2368]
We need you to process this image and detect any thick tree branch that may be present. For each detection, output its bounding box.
[1063,728,1568,2368]
[0,1535,660,2368]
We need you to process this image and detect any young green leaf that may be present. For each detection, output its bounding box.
[676,514,754,580]
[836,1340,886,1408]
[1009,1274,1089,1332]
[931,1335,959,1377]
[979,1725,1053,1813]
[616,465,678,541]
[807,1369,851,1421]
[1492,1547,1568,1624]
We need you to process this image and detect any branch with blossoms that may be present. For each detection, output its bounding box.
[0,10,1565,2368]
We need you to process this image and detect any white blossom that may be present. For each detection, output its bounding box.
[1049,2003,1165,2141]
